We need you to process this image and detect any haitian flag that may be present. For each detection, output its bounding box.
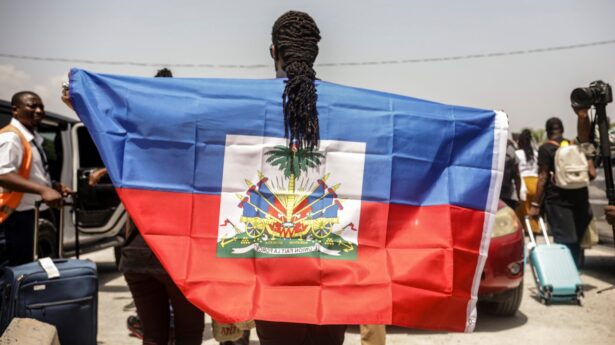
[69,68,507,332]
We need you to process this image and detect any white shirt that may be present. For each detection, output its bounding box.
[0,118,51,211]
[515,149,539,178]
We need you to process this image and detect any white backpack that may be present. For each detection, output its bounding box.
[549,140,589,189]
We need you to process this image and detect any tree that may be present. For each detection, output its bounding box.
[265,145,324,219]
[532,128,546,145]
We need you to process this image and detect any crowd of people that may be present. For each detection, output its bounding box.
[0,9,612,345]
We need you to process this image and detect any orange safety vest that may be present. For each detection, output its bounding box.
[0,124,33,223]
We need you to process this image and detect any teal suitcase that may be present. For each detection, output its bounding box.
[524,217,583,305]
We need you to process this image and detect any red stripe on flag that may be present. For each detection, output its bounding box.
[117,188,485,331]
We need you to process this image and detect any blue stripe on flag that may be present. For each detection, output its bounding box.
[70,69,496,210]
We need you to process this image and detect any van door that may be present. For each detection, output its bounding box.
[70,123,126,236]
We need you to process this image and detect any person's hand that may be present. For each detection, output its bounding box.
[528,205,541,217]
[572,106,590,118]
[88,168,108,186]
[40,186,63,208]
[61,85,74,111]
[604,205,615,225]
[53,182,72,197]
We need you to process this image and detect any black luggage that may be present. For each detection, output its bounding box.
[0,258,98,345]
[0,201,98,345]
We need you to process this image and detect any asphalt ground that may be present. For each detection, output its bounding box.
[89,238,615,345]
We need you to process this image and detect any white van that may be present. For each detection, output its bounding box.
[0,100,126,263]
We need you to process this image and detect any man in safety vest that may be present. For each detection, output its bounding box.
[0,91,70,266]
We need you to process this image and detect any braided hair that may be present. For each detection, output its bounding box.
[272,11,321,150]
[518,128,535,163]
[155,68,173,78]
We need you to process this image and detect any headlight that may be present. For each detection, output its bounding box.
[492,206,520,238]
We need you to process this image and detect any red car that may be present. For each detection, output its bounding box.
[478,201,525,316]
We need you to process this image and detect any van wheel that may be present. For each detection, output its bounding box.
[37,219,58,259]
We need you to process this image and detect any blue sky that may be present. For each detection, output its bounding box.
[1,0,614,133]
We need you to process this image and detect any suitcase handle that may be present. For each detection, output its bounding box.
[34,199,70,261]
[524,216,551,246]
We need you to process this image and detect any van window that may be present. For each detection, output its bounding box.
[38,124,63,182]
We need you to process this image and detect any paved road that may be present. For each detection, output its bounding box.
[89,241,615,345]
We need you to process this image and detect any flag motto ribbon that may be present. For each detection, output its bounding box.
[70,69,507,332]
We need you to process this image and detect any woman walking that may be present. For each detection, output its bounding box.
[515,129,539,234]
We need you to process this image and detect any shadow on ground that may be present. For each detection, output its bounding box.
[582,249,615,284]
[97,260,130,293]
[347,310,528,336]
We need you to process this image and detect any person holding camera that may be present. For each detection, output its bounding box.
[572,82,615,231]
[579,102,615,226]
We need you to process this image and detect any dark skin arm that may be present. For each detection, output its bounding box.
[88,168,108,186]
[587,156,597,181]
[575,107,591,143]
[61,88,74,111]
[574,106,597,181]
[605,206,615,224]
[0,172,66,208]
[528,163,549,217]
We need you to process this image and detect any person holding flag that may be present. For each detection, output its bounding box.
[253,10,349,345]
[66,8,507,340]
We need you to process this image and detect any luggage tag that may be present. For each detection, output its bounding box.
[38,257,61,279]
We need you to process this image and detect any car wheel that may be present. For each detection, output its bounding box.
[37,219,58,259]
[487,279,524,316]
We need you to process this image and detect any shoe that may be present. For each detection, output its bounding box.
[127,314,143,339]
[219,330,250,345]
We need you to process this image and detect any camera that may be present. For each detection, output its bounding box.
[570,80,613,108]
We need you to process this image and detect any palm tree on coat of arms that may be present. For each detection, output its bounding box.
[264,145,324,221]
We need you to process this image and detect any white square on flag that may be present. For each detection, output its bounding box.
[217,135,366,259]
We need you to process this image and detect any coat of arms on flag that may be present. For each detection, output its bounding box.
[217,135,365,260]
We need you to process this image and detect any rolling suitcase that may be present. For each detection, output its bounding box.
[524,216,583,305]
[0,201,98,345]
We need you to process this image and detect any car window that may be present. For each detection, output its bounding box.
[38,124,63,182]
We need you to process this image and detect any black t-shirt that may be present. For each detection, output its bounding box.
[537,139,589,206]
[118,227,166,275]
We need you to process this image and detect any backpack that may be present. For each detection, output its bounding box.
[548,140,589,189]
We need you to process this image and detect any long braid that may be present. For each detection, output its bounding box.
[272,11,321,150]
[518,128,535,163]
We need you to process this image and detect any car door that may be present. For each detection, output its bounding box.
[70,123,126,239]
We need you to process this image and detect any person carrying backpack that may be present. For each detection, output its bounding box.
[529,117,596,267]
